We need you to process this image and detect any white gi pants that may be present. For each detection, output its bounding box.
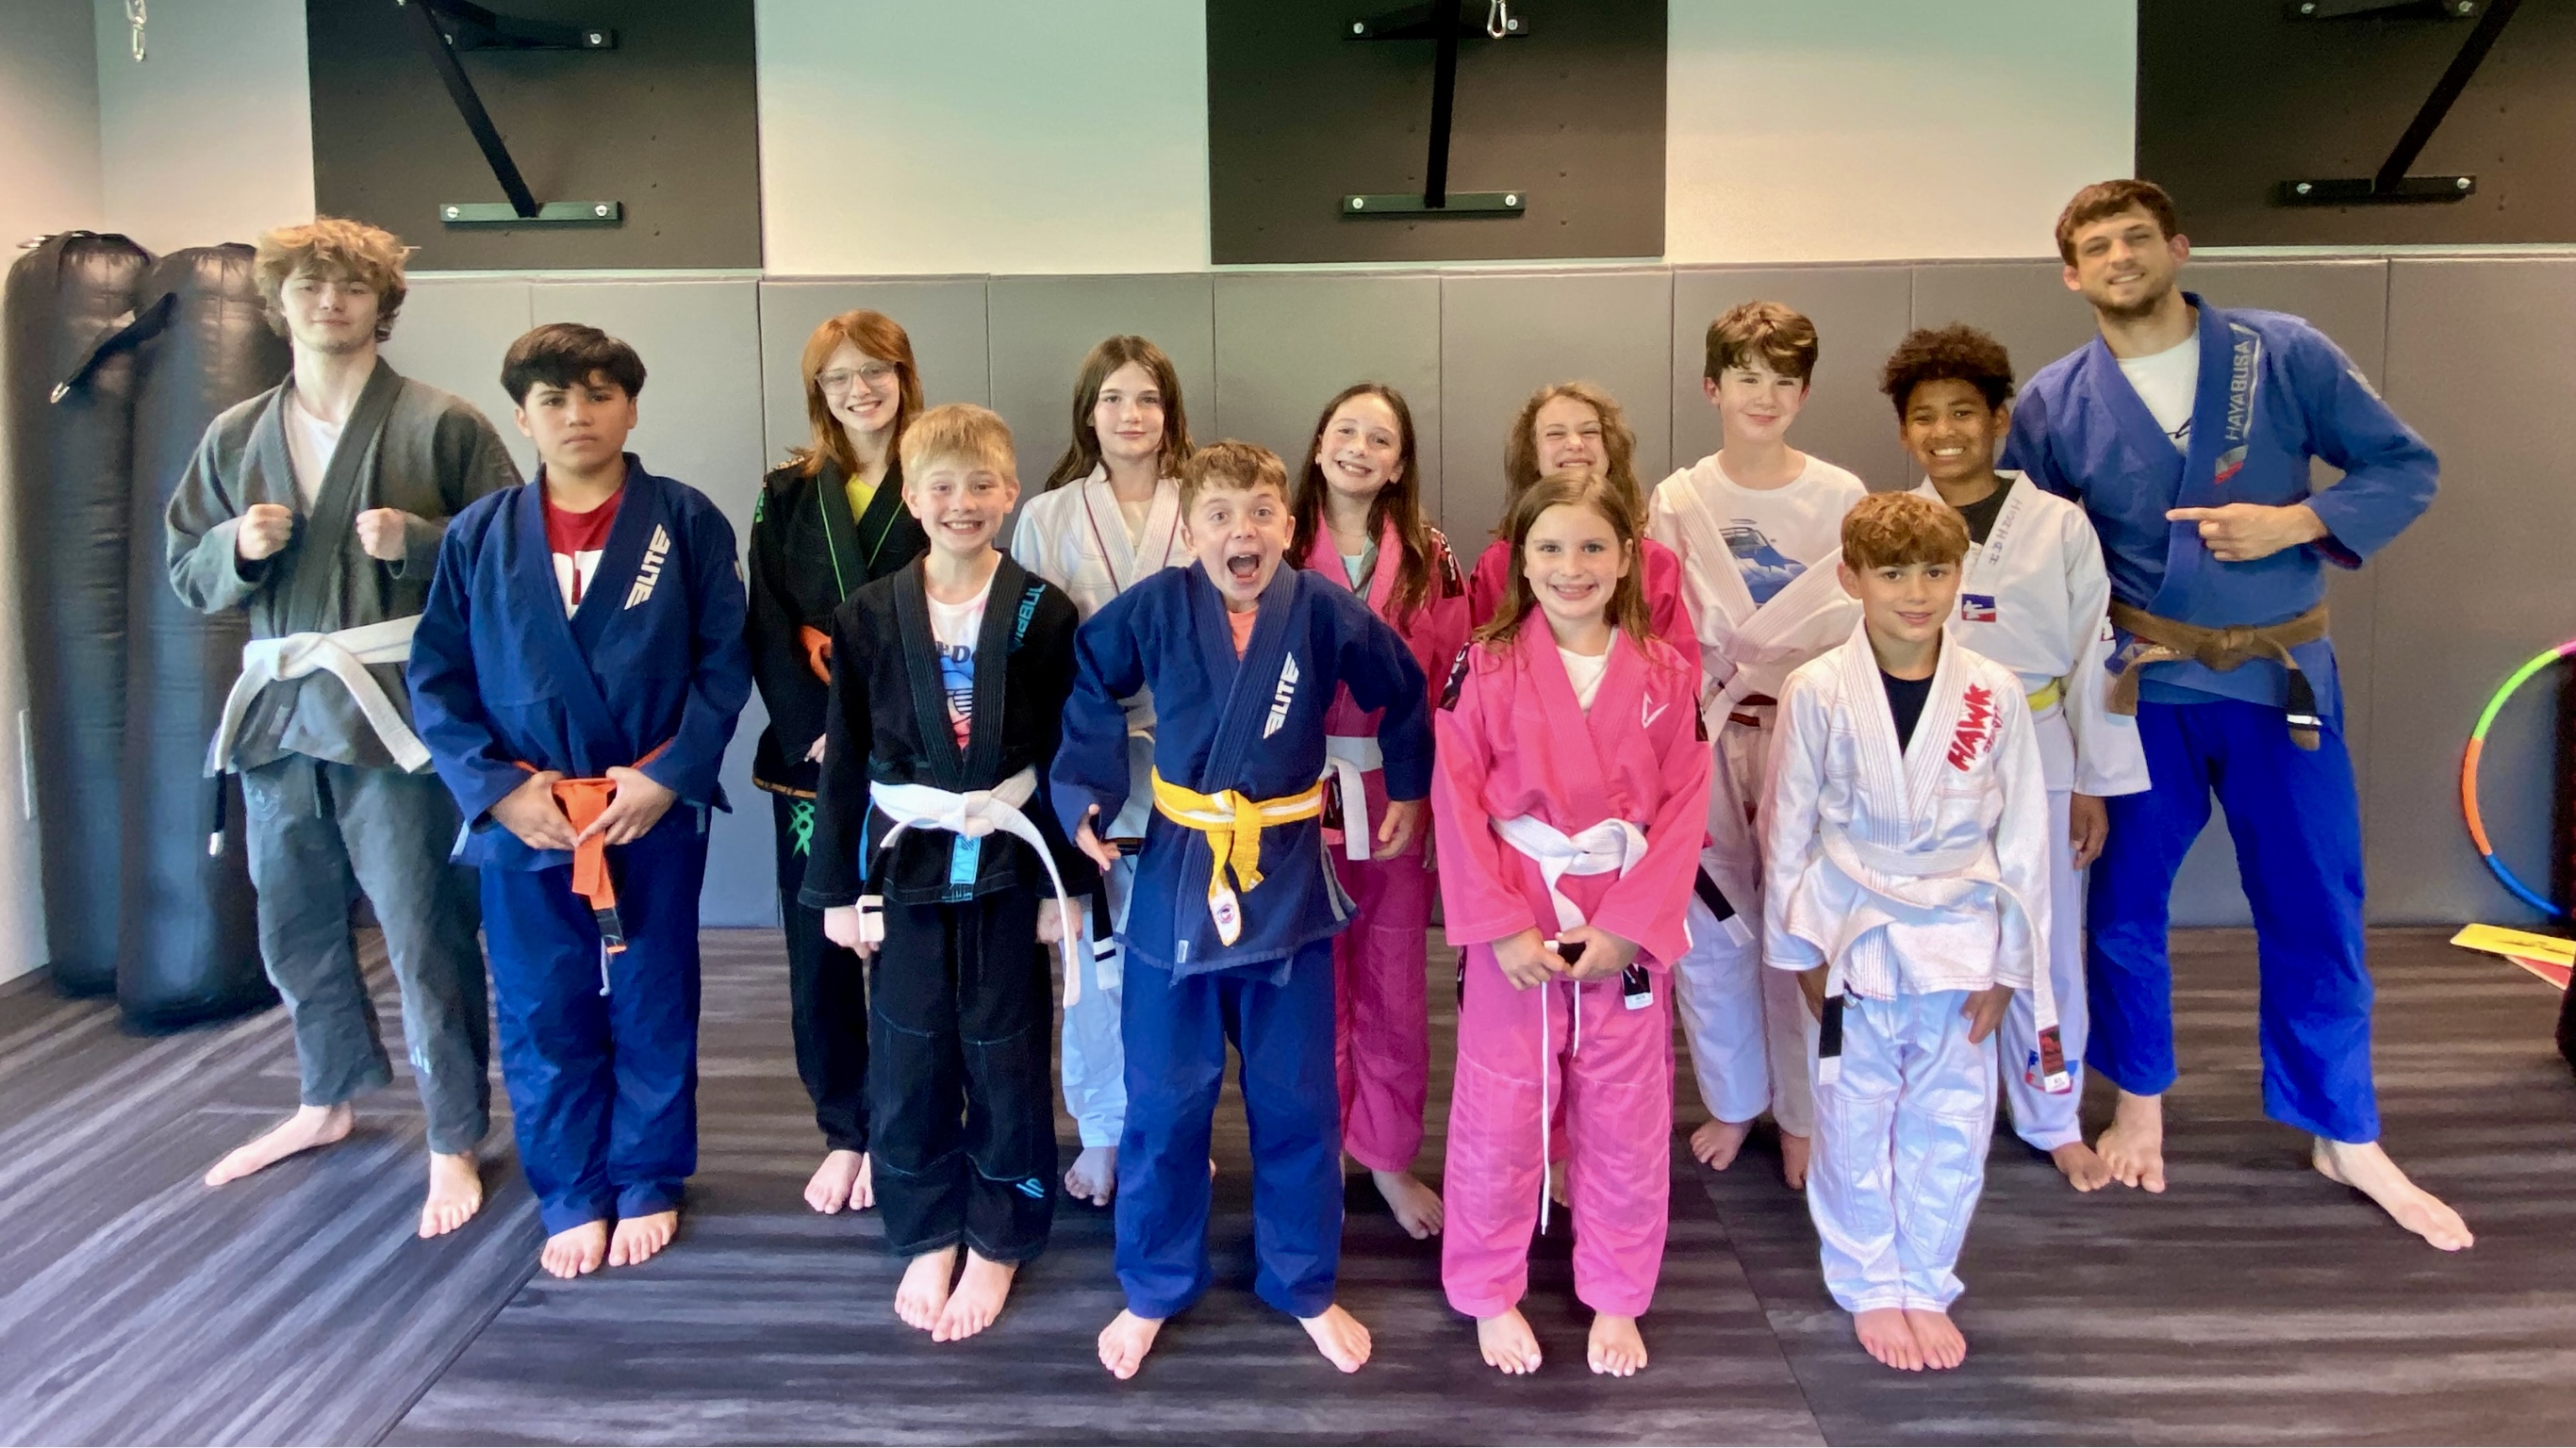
[1808,989,1996,1313]
[1672,706,1815,1137]
[1062,732,1153,1150]
[1999,705,2087,1152]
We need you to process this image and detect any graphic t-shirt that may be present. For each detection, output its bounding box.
[2119,336,2198,453]
[926,580,992,749]
[544,483,623,615]
[282,390,344,510]
[1706,455,1868,606]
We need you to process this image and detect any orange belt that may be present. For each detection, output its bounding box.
[518,740,670,953]
[798,625,833,683]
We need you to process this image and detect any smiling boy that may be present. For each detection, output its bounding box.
[798,403,1093,1342]
[408,323,751,1282]
[1051,440,1433,1380]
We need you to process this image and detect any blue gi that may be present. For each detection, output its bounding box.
[1051,562,1431,1319]
[409,457,752,1234]
[2006,295,2436,1143]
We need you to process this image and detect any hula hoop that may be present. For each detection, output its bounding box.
[2460,638,2576,918]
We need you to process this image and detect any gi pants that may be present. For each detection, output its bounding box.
[241,755,488,1155]
[772,794,868,1155]
[1673,705,1814,1137]
[869,891,1057,1262]
[2000,706,2089,1152]
[1808,989,1995,1314]
[2089,699,2376,1143]
[1118,942,1341,1320]
[1060,855,1131,1150]
[1444,946,1673,1320]
[485,812,708,1236]
[1329,765,1431,1174]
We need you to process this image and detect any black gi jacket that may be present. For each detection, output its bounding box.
[798,555,1098,910]
[745,456,931,797]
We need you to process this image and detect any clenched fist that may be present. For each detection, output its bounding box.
[236,502,296,562]
[354,507,412,562]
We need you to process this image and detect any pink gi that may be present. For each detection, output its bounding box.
[1306,523,1471,1175]
[1431,620,1711,1320]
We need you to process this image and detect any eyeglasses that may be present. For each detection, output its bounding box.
[817,362,898,394]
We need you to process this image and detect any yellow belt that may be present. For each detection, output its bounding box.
[1151,770,1325,946]
[2025,678,2063,714]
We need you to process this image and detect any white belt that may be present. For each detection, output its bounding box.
[206,616,428,775]
[865,765,1085,1005]
[1322,734,1382,862]
[1492,811,1651,1233]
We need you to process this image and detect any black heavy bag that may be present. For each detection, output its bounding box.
[116,245,289,1030]
[5,232,150,996]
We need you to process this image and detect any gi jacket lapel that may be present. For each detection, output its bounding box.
[1513,622,1617,821]
[890,554,1029,790]
[1673,460,1759,630]
[516,466,637,759]
[274,360,404,630]
[1301,518,1402,617]
[1835,618,1968,841]
[849,457,919,579]
[1191,562,1296,791]
[2154,295,2262,616]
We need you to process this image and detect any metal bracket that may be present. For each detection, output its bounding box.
[1342,1,1527,218]
[395,0,621,226]
[2287,0,2480,18]
[2275,0,2518,205]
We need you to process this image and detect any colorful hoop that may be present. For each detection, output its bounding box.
[2460,638,2576,918]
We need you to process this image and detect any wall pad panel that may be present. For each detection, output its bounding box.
[756,280,992,469]
[1670,265,1914,496]
[1212,273,1443,514]
[986,276,1215,496]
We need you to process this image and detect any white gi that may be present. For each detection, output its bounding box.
[1911,474,2151,1150]
[1647,454,1865,1139]
[1763,625,2055,1313]
[1008,467,1189,1148]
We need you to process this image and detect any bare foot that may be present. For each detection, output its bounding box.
[1587,1312,1647,1376]
[804,1149,868,1213]
[1065,1144,1117,1207]
[2313,1138,2474,1251]
[1547,1158,1569,1209]
[1098,1309,1164,1379]
[1476,1308,1542,1374]
[933,1251,1019,1341]
[2049,1139,2113,1193]
[420,1150,484,1239]
[1372,1167,1445,1239]
[1780,1131,1811,1191]
[1853,1307,1924,1371]
[1299,1304,1372,1374]
[2094,1090,2167,1193]
[608,1209,679,1268]
[1690,1117,1752,1170]
[204,1103,353,1186]
[896,1246,959,1332]
[539,1220,609,1279]
[1903,1308,1966,1370]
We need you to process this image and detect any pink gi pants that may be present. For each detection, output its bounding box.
[1331,842,1432,1174]
[1442,943,1673,1319]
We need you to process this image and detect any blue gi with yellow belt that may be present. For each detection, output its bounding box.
[2006,295,2436,1144]
[1051,561,1430,1320]
[409,458,751,1234]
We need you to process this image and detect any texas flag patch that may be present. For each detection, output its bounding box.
[1959,593,1998,623]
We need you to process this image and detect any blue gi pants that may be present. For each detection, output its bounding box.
[2088,699,2377,1143]
[485,814,709,1236]
[1117,942,1342,1320]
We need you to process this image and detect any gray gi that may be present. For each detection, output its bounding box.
[166,359,519,1155]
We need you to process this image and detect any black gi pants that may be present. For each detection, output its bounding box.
[773,794,869,1154]
[870,889,1057,1261]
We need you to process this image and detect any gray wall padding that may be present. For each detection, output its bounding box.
[378,255,2563,931]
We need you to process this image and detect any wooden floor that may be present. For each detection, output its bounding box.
[2,928,2570,1446]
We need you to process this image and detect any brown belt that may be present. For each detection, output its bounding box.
[2106,601,2328,750]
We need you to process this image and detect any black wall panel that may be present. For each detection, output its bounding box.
[1208,0,1664,264]
[308,0,760,271]
[2138,0,2576,245]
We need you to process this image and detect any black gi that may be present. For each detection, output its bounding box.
[801,555,1093,1261]
[746,456,929,1159]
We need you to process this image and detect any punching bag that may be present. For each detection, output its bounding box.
[5,232,150,996]
[116,246,288,1030]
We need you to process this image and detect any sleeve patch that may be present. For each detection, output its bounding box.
[1438,643,1474,711]
[1433,532,1464,598]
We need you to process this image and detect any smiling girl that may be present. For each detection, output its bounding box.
[1432,469,1710,1380]
[1288,383,1469,1242]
